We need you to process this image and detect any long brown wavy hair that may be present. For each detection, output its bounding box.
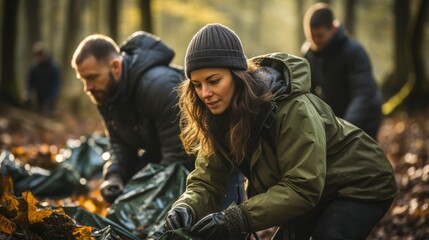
[177,61,273,165]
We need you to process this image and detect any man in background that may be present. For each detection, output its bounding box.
[302,3,382,140]
[25,42,61,116]
[71,32,194,203]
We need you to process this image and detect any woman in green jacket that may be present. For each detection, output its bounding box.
[160,23,398,240]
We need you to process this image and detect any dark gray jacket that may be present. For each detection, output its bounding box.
[99,32,194,182]
[304,26,382,139]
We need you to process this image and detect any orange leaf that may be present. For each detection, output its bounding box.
[0,214,15,236]
[0,176,20,215]
[22,191,53,224]
[73,225,95,240]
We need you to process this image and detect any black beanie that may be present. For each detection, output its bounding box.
[185,23,248,79]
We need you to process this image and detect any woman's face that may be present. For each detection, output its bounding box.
[190,68,235,115]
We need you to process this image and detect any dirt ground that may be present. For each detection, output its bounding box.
[0,101,428,239]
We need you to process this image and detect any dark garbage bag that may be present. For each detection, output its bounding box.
[106,163,189,239]
[62,206,138,240]
[91,226,122,240]
[0,150,88,198]
[16,163,89,198]
[0,133,108,199]
[0,150,29,182]
[60,209,199,240]
[60,134,108,180]
[157,229,202,240]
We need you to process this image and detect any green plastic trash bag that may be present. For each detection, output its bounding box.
[0,150,29,182]
[61,134,108,180]
[106,163,189,239]
[62,206,138,240]
[21,163,89,198]
[1,150,88,198]
[91,226,122,240]
[157,229,201,240]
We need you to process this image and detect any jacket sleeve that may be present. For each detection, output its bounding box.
[343,43,379,126]
[138,67,194,168]
[242,96,327,231]
[172,152,231,220]
[100,111,139,182]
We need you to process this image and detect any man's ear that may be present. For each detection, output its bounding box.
[332,19,340,32]
[110,58,122,76]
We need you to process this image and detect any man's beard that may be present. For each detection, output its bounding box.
[88,71,119,104]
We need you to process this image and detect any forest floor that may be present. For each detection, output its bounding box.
[0,100,428,239]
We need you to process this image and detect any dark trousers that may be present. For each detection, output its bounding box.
[275,197,394,240]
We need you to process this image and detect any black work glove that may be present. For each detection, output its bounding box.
[100,173,124,204]
[163,205,195,231]
[190,205,249,240]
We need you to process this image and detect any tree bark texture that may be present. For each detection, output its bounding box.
[0,0,20,105]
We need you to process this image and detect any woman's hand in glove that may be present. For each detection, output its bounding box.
[190,205,249,239]
[163,205,195,231]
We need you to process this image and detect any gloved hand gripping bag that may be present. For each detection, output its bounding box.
[106,163,189,239]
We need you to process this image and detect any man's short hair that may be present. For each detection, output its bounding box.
[304,3,335,29]
[71,34,120,69]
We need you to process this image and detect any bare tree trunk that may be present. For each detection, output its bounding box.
[382,0,429,113]
[0,0,20,105]
[24,0,41,46]
[296,0,305,52]
[411,0,428,85]
[48,1,61,50]
[62,0,84,69]
[394,0,410,80]
[253,0,263,51]
[344,0,357,36]
[139,0,153,32]
[108,0,120,41]
[23,0,41,93]
[408,0,429,108]
[91,0,101,33]
[381,0,410,103]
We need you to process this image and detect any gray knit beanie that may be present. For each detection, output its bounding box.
[185,23,248,79]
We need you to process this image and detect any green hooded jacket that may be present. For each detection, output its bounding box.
[172,53,398,232]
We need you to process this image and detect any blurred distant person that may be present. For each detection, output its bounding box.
[71,32,195,204]
[25,42,61,116]
[302,3,382,140]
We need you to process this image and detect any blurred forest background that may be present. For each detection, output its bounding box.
[0,0,429,239]
[0,0,428,121]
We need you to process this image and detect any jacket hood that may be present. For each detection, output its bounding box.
[107,31,176,105]
[120,31,175,82]
[229,53,313,153]
[250,52,312,102]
